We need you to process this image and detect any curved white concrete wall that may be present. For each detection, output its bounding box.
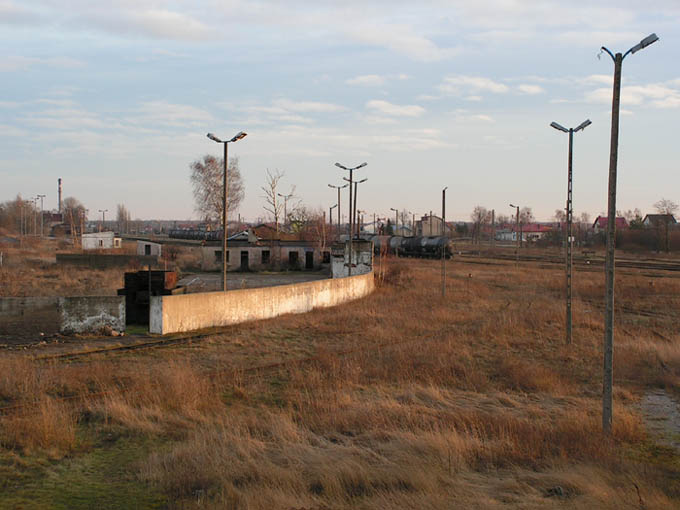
[150,272,374,335]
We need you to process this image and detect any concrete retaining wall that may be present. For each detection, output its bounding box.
[0,297,60,338]
[59,296,125,334]
[56,253,159,269]
[150,272,374,335]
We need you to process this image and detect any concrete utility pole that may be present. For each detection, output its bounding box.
[390,208,398,236]
[345,177,367,238]
[442,187,448,297]
[277,191,294,228]
[207,131,248,292]
[491,209,496,250]
[599,33,658,434]
[98,209,108,232]
[510,204,520,264]
[37,194,45,237]
[551,119,592,346]
[335,162,367,276]
[328,183,348,236]
[330,204,337,237]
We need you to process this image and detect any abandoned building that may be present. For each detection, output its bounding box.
[199,226,329,272]
[137,240,162,257]
[82,231,122,250]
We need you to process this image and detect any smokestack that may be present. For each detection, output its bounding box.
[58,178,62,213]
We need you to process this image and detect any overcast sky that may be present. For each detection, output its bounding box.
[1,1,679,222]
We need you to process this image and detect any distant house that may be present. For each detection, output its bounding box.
[82,231,122,250]
[592,216,628,233]
[642,214,677,228]
[415,215,449,237]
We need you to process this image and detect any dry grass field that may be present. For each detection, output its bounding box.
[1,256,679,509]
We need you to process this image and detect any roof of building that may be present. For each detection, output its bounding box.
[642,214,677,225]
[592,216,628,229]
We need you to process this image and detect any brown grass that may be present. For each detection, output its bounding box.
[1,256,679,507]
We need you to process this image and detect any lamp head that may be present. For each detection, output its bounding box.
[207,133,222,143]
[355,162,367,169]
[630,33,659,54]
[357,178,368,184]
[230,131,247,142]
[550,122,569,133]
[510,203,517,208]
[335,162,347,170]
[574,119,592,132]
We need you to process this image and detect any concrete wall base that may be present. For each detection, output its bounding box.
[59,296,125,334]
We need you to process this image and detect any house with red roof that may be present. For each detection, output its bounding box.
[592,216,628,233]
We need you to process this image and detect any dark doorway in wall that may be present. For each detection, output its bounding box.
[305,251,314,270]
[288,251,299,269]
[261,250,270,264]
[240,251,249,271]
[144,244,151,255]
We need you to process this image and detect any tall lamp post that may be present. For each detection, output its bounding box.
[509,204,520,264]
[328,183,349,234]
[344,177,367,238]
[390,208,399,236]
[442,187,448,297]
[551,119,592,346]
[207,131,248,292]
[600,33,658,434]
[98,209,108,232]
[335,162,367,276]
[277,191,294,228]
[37,194,45,237]
[330,203,337,237]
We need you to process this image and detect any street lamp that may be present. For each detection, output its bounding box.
[335,162,367,276]
[328,183,349,235]
[442,187,448,297]
[277,191,294,228]
[509,204,520,264]
[330,203,338,234]
[98,209,108,232]
[343,176,367,238]
[37,194,45,237]
[600,33,658,434]
[390,207,399,236]
[551,119,591,346]
[207,130,248,292]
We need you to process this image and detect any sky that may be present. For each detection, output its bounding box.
[1,0,679,223]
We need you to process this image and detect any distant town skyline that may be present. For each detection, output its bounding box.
[2,1,679,222]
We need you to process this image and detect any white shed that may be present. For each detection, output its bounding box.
[137,241,162,257]
[82,231,122,250]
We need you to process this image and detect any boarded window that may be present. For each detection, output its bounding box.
[262,250,270,264]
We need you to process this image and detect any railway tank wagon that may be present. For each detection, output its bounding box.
[363,235,453,259]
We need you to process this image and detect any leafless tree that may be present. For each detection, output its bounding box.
[190,155,244,227]
[519,207,534,224]
[116,204,131,234]
[470,206,490,243]
[653,198,678,252]
[261,169,284,231]
[553,209,566,224]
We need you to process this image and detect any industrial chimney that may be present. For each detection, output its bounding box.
[58,178,62,213]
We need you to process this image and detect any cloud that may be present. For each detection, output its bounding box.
[517,84,545,95]
[133,101,214,127]
[0,56,85,72]
[273,98,346,113]
[366,100,425,117]
[345,23,461,62]
[439,75,509,95]
[585,82,680,108]
[346,74,385,86]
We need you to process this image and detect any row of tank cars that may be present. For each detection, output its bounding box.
[342,235,454,259]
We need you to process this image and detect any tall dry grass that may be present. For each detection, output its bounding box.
[1,257,679,508]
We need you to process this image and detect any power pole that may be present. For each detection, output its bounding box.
[510,204,520,264]
[37,194,45,237]
[442,187,447,297]
[600,34,658,433]
[491,209,496,251]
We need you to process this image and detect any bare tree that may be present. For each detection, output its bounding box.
[116,204,131,234]
[553,209,566,223]
[261,169,284,231]
[653,198,678,252]
[190,155,244,227]
[470,206,489,243]
[519,207,534,224]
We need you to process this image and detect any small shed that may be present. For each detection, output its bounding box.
[137,241,162,257]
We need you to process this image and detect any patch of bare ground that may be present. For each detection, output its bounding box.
[1,257,679,508]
